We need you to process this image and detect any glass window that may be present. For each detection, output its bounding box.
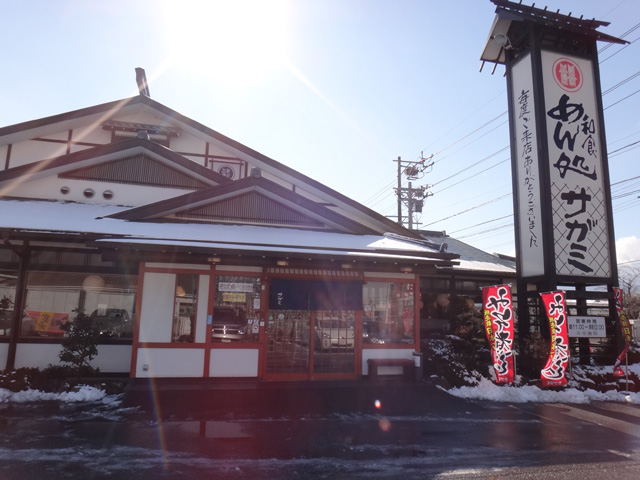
[454,280,480,292]
[421,292,482,337]
[421,278,449,290]
[0,269,17,337]
[21,271,137,339]
[212,275,260,343]
[173,273,199,343]
[363,281,415,345]
[0,247,19,263]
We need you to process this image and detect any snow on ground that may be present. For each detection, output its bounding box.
[447,377,640,404]
[447,363,640,404]
[0,385,121,404]
[0,363,638,406]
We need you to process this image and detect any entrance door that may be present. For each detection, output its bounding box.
[264,310,356,379]
[265,310,310,377]
[312,311,355,375]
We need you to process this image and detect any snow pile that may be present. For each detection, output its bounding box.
[447,376,640,404]
[0,385,121,404]
[425,336,640,404]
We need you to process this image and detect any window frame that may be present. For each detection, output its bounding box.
[362,276,419,349]
[210,272,262,348]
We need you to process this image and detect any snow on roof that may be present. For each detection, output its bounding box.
[453,258,515,274]
[421,231,515,275]
[0,199,444,260]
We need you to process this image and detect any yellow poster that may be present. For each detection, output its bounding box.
[34,312,54,332]
[223,292,246,303]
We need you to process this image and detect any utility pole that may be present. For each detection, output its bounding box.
[393,155,433,229]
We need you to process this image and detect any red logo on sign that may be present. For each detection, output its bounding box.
[552,58,583,92]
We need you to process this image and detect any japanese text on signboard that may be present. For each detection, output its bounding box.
[543,52,611,278]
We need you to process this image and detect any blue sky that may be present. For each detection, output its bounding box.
[1,0,639,269]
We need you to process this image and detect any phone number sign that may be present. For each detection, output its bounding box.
[567,316,606,338]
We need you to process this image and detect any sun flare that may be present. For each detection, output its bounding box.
[160,0,290,90]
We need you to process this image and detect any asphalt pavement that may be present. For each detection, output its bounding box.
[2,377,640,479]
[120,376,464,420]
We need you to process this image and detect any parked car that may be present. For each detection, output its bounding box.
[211,307,247,342]
[315,318,354,351]
[89,308,132,338]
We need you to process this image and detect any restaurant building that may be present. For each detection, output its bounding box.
[0,87,514,380]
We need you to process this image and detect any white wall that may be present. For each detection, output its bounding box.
[209,349,259,377]
[136,348,205,377]
[90,345,132,372]
[13,343,131,372]
[0,343,8,370]
[195,275,209,343]
[15,343,61,369]
[139,272,175,343]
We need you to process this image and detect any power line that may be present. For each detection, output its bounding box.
[434,158,509,194]
[600,34,640,64]
[430,112,507,162]
[448,214,513,234]
[423,192,512,227]
[420,91,506,154]
[618,259,640,266]
[432,149,509,189]
[604,88,640,110]
[612,189,640,199]
[455,222,513,240]
[612,174,640,186]
[608,139,640,155]
[599,20,640,55]
[602,70,640,95]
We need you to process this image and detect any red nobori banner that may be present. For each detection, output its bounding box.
[613,287,632,377]
[540,291,569,387]
[482,285,516,384]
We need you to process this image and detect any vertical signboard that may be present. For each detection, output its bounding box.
[511,53,545,276]
[541,51,612,278]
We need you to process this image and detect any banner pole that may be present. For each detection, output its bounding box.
[625,351,629,393]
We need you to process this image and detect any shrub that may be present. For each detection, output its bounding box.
[57,310,101,377]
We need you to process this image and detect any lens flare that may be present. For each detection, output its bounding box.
[378,418,392,432]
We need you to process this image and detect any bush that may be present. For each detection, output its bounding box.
[57,310,101,377]
[0,368,39,392]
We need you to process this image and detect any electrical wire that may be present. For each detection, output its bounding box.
[430,112,507,163]
[612,175,640,186]
[434,158,509,194]
[604,88,640,110]
[420,91,506,154]
[423,192,512,227]
[448,214,513,234]
[599,19,640,55]
[602,70,640,95]
[612,189,640,199]
[432,148,509,189]
[609,140,640,156]
[600,35,640,64]
[455,222,513,240]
